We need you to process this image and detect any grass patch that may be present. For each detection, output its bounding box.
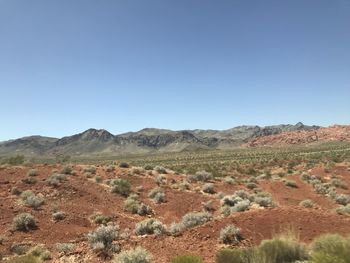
[3,255,40,263]
[171,254,204,263]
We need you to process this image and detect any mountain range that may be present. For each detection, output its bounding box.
[0,123,320,156]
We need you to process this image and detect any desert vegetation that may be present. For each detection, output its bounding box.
[216,233,350,263]
[1,142,350,262]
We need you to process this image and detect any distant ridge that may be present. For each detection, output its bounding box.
[0,123,321,156]
[246,125,350,147]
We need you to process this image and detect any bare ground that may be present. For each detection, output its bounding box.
[1,163,350,262]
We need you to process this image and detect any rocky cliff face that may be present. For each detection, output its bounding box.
[0,123,321,156]
[246,125,350,147]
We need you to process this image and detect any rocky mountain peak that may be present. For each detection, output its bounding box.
[0,123,324,156]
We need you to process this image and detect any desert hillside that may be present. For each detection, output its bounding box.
[1,156,350,262]
[0,123,320,156]
[247,125,350,147]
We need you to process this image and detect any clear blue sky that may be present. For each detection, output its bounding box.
[1,0,349,141]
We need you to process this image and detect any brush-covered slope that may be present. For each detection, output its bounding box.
[0,123,320,156]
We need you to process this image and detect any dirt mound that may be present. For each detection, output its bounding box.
[246,125,350,147]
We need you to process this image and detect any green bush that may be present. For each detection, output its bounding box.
[22,177,37,184]
[231,200,250,213]
[178,180,191,191]
[234,190,250,199]
[309,234,350,263]
[113,247,152,263]
[181,212,211,229]
[47,173,67,187]
[309,176,321,186]
[187,170,213,182]
[10,244,29,255]
[124,196,140,214]
[335,194,350,206]
[3,255,40,263]
[169,222,185,235]
[258,235,307,263]
[155,174,167,185]
[171,254,204,263]
[88,225,119,257]
[83,165,96,174]
[124,195,152,216]
[135,218,166,236]
[111,179,131,197]
[216,234,307,263]
[52,211,66,221]
[95,175,103,183]
[221,195,245,207]
[253,196,273,207]
[202,183,215,194]
[55,243,75,254]
[30,245,51,260]
[219,225,242,245]
[285,180,298,188]
[0,235,6,244]
[203,200,215,212]
[220,205,231,217]
[153,192,166,203]
[137,203,153,216]
[224,176,235,184]
[299,199,315,208]
[61,165,73,175]
[144,164,154,170]
[216,248,257,263]
[314,183,334,195]
[93,214,112,225]
[330,178,347,189]
[221,193,251,214]
[148,187,166,203]
[131,167,145,175]
[154,165,167,174]
[300,173,311,181]
[11,187,22,195]
[27,169,38,177]
[13,213,36,231]
[20,190,35,200]
[148,187,161,198]
[85,172,93,178]
[24,194,44,209]
[2,155,25,165]
[106,165,115,172]
[336,204,350,214]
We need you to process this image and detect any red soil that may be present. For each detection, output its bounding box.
[0,164,350,262]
